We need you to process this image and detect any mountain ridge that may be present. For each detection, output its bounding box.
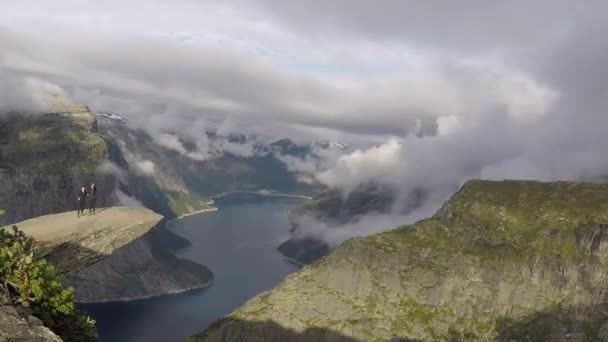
[195,179,608,341]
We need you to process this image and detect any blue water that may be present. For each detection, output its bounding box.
[80,199,301,342]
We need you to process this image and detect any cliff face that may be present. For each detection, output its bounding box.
[11,207,163,274]
[66,224,213,303]
[0,108,210,225]
[0,113,113,224]
[197,180,608,341]
[0,304,61,342]
[5,207,213,303]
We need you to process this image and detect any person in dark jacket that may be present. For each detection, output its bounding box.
[89,183,97,215]
[77,186,88,218]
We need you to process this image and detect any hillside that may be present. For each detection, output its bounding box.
[196,180,608,341]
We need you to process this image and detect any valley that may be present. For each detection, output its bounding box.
[5,3,608,341]
[80,197,302,342]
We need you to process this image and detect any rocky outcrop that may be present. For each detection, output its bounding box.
[5,207,213,303]
[8,207,163,275]
[0,281,61,342]
[196,180,608,341]
[66,225,213,303]
[0,306,61,342]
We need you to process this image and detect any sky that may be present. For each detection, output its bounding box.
[3,1,608,240]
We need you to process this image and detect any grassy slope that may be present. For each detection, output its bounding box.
[199,180,608,341]
[2,115,106,174]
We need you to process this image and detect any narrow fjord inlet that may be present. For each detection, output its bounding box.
[80,198,301,342]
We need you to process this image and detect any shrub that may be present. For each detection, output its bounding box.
[0,211,98,341]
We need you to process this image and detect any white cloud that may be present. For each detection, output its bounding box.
[114,189,144,207]
[135,160,156,175]
[3,0,608,246]
[317,140,404,193]
[156,133,188,155]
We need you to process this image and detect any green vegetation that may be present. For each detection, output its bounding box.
[379,180,608,263]
[168,191,213,217]
[2,114,107,174]
[203,180,608,341]
[0,210,98,341]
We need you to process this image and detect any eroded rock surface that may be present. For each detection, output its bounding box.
[196,180,608,341]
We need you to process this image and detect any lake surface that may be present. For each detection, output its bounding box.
[80,197,301,342]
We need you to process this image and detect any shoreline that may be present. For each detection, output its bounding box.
[210,190,312,201]
[176,207,218,220]
[76,279,214,304]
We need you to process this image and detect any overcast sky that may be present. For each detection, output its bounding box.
[3,1,608,237]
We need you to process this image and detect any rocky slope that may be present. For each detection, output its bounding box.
[0,303,61,342]
[67,225,213,302]
[196,180,608,341]
[4,207,213,303]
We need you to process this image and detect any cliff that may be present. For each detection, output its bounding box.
[8,207,162,275]
[0,207,155,341]
[196,180,608,341]
[0,303,61,342]
[0,111,111,225]
[4,207,213,303]
[0,109,216,301]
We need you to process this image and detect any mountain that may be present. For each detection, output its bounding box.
[0,112,112,224]
[0,98,324,302]
[0,207,210,303]
[0,103,217,303]
[195,180,608,341]
[0,96,324,224]
[98,116,321,212]
[278,184,425,264]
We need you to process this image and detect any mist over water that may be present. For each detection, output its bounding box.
[80,198,301,342]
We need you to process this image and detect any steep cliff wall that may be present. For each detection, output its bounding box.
[0,113,113,224]
[6,207,213,303]
[196,180,608,341]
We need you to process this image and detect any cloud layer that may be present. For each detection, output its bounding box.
[3,1,608,242]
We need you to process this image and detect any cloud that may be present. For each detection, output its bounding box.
[114,189,144,207]
[4,1,608,246]
[0,68,56,114]
[317,139,404,193]
[0,13,556,143]
[135,160,156,175]
[246,0,583,54]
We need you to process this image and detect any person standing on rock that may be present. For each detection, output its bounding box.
[77,186,88,218]
[89,183,97,215]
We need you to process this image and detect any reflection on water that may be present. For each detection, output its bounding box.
[80,199,300,342]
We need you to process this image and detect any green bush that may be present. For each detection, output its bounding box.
[0,211,98,341]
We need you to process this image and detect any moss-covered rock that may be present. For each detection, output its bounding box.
[195,180,608,341]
